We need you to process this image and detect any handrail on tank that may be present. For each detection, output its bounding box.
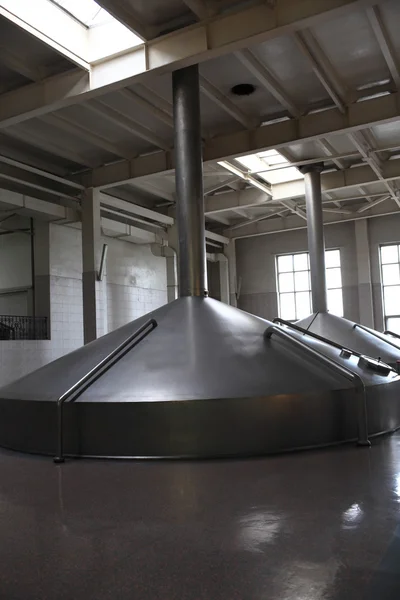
[353,323,400,351]
[265,325,370,446]
[273,317,360,356]
[54,318,158,464]
[384,330,400,340]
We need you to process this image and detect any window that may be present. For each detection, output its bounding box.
[276,250,343,320]
[380,244,400,334]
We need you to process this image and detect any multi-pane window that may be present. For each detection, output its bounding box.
[276,249,343,321]
[380,244,400,334]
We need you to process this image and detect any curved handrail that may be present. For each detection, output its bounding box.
[54,318,157,463]
[384,330,400,340]
[353,323,400,351]
[273,317,359,356]
[265,325,370,446]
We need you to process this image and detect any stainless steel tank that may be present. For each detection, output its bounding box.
[0,296,399,459]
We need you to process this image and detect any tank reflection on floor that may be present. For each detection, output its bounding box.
[0,435,400,599]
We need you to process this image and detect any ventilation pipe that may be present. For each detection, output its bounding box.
[172,65,208,297]
[299,163,327,313]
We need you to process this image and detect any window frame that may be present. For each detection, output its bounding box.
[379,243,400,333]
[275,248,343,321]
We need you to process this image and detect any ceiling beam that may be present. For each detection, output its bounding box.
[99,194,173,226]
[0,0,376,128]
[199,76,257,129]
[119,88,173,128]
[366,6,400,89]
[0,155,84,190]
[235,49,302,117]
[227,198,400,240]
[0,46,40,81]
[0,0,89,70]
[206,213,231,225]
[94,0,150,40]
[183,0,217,19]
[0,162,80,201]
[6,127,97,168]
[357,194,390,213]
[205,230,229,245]
[0,69,90,129]
[208,157,400,209]
[227,209,284,231]
[273,157,400,200]
[82,91,400,188]
[42,113,132,159]
[205,187,276,215]
[294,30,348,111]
[348,130,400,207]
[86,100,170,150]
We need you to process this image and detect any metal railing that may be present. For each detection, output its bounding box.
[0,315,49,340]
[265,325,370,446]
[353,323,400,351]
[384,330,400,340]
[273,317,360,356]
[54,318,157,463]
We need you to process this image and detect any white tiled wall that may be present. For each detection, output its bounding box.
[0,223,167,386]
[105,238,167,331]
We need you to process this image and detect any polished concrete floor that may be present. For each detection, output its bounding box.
[1,436,400,599]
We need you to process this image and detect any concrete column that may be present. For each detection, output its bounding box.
[355,218,375,327]
[82,188,102,344]
[225,240,238,307]
[33,220,51,320]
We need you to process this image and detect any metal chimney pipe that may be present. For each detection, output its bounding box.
[172,65,208,297]
[299,163,327,313]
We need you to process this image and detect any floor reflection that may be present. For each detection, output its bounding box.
[0,434,399,598]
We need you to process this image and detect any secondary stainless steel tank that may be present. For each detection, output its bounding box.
[296,312,400,368]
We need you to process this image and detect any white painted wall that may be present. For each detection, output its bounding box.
[105,237,167,331]
[236,221,359,322]
[0,222,167,386]
[235,214,400,327]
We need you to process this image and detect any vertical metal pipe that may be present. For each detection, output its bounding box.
[172,65,208,297]
[300,164,327,313]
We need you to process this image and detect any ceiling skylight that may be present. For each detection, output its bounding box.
[50,0,111,27]
[235,150,304,186]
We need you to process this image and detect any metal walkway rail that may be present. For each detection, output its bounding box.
[54,318,157,463]
[265,325,370,446]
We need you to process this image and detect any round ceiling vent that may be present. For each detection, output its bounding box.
[231,83,256,96]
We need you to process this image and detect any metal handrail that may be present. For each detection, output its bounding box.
[353,323,400,351]
[54,318,157,463]
[384,330,400,340]
[273,317,360,356]
[265,325,370,446]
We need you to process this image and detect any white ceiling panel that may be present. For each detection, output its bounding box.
[200,54,283,119]
[310,9,391,89]
[250,35,330,109]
